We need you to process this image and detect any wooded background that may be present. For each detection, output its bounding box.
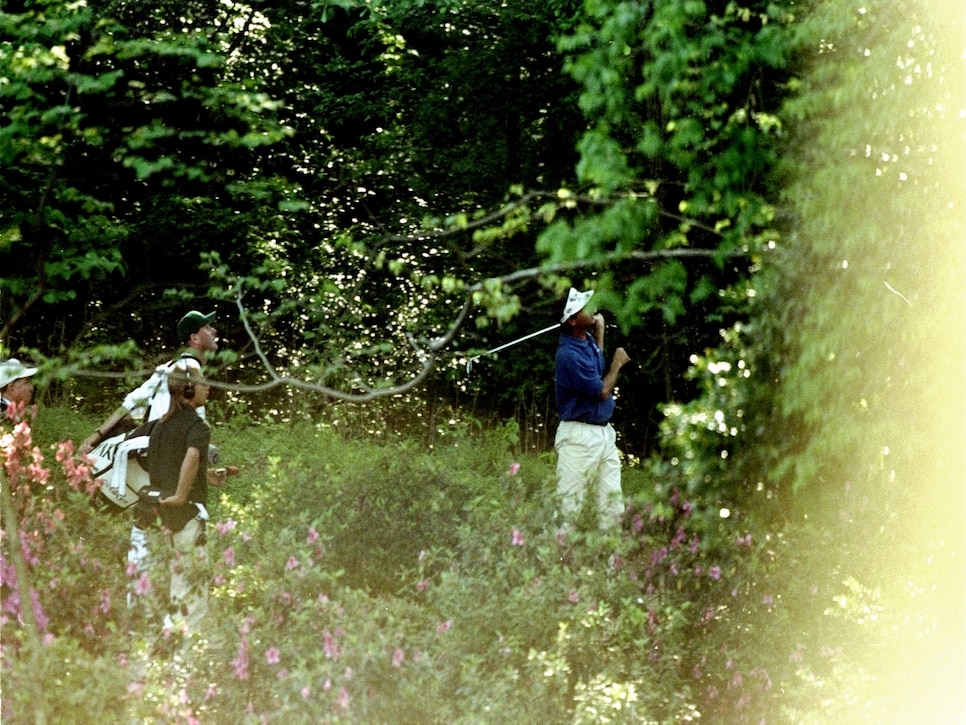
[3,1,964,720]
[2,0,963,508]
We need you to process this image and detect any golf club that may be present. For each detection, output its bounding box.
[465,324,559,374]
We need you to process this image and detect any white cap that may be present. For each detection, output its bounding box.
[0,358,38,389]
[560,288,594,323]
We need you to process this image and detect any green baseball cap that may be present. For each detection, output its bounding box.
[177,310,216,342]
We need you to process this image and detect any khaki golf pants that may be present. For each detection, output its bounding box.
[555,420,624,530]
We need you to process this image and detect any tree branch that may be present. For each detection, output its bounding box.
[378,187,724,246]
[214,245,746,402]
[65,247,749,405]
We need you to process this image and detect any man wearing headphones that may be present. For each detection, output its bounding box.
[141,364,212,632]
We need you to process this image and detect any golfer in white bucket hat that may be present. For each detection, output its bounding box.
[554,288,631,532]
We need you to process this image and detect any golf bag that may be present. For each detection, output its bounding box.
[89,422,154,512]
[89,421,219,513]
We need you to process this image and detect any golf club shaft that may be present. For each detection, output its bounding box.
[466,323,559,372]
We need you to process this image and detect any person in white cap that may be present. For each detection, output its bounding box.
[554,288,631,532]
[0,358,38,414]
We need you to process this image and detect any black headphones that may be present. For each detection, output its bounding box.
[176,361,196,400]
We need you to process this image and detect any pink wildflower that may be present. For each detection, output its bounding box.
[307,527,319,544]
[134,573,152,597]
[568,591,580,604]
[222,547,236,566]
[286,556,299,571]
[391,648,404,668]
[216,519,237,536]
[511,529,524,546]
[323,629,342,660]
[709,565,721,581]
[266,646,281,665]
[436,620,451,635]
[508,462,520,475]
[232,636,250,680]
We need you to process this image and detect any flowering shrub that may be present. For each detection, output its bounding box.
[1,406,132,723]
[3,409,957,723]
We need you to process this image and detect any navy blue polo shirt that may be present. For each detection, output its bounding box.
[555,333,615,425]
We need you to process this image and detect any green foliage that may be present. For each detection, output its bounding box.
[4,404,963,722]
[2,0,769,447]
[767,0,965,498]
[647,0,964,718]
[655,323,755,497]
[1,0,291,345]
[552,0,792,275]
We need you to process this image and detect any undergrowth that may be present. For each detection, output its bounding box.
[1,406,961,723]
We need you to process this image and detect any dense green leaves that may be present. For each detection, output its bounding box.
[2,0,785,456]
[649,1,964,714]
[1,0,294,350]
[766,0,965,499]
[2,0,963,719]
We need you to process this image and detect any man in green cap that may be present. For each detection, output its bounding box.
[80,310,218,454]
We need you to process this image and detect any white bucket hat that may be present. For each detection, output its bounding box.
[0,358,38,389]
[560,288,594,323]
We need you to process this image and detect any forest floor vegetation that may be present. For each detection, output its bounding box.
[1,405,961,723]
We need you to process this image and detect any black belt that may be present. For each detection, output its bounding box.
[566,419,608,426]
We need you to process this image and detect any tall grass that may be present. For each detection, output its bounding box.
[2,406,960,723]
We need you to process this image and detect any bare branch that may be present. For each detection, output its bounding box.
[378,188,725,246]
[62,244,749,405]
[469,246,745,291]
[229,282,440,402]
[212,245,748,402]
